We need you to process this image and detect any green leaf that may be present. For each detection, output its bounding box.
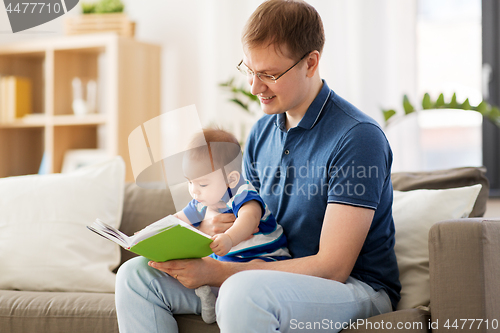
[490,106,500,116]
[219,79,232,87]
[422,93,432,109]
[94,0,124,13]
[489,107,500,124]
[380,92,500,129]
[475,101,488,114]
[219,76,260,113]
[435,94,445,108]
[448,93,458,108]
[461,98,472,110]
[239,88,259,102]
[402,95,414,115]
[382,109,396,123]
[229,98,249,112]
[81,2,96,13]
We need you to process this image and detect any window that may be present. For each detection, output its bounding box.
[417,0,483,171]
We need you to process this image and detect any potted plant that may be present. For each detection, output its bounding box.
[219,77,260,115]
[382,93,500,128]
[218,77,262,146]
[382,93,500,172]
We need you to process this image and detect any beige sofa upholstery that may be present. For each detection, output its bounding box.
[0,167,498,333]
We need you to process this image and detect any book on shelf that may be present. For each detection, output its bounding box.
[0,76,32,123]
[87,215,214,262]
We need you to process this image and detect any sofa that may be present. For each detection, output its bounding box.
[0,166,499,333]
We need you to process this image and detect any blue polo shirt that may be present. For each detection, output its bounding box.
[242,80,401,309]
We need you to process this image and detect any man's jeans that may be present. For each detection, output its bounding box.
[115,256,392,333]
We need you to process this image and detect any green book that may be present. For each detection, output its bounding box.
[87,216,213,262]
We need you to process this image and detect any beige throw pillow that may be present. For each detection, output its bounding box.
[393,184,481,310]
[0,157,125,292]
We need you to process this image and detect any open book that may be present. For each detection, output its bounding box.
[87,215,213,262]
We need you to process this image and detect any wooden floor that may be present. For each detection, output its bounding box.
[485,198,500,218]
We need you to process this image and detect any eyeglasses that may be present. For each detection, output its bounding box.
[236,52,310,84]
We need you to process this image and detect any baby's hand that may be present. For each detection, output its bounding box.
[210,233,233,257]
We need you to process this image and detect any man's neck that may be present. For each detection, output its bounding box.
[285,79,324,130]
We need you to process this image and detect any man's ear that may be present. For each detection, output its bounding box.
[305,50,320,78]
[227,171,241,188]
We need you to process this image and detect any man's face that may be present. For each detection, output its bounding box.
[242,45,311,117]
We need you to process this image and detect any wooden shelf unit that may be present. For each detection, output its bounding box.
[0,33,161,181]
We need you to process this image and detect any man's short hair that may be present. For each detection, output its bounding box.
[185,128,242,175]
[242,0,325,59]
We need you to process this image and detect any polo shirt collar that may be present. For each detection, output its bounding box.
[276,80,331,131]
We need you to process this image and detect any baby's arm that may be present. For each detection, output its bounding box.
[210,200,262,256]
[174,211,191,224]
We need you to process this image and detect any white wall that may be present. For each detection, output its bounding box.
[0,0,417,144]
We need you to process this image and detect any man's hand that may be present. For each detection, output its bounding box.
[210,233,233,256]
[199,213,259,238]
[148,257,224,289]
[198,213,235,236]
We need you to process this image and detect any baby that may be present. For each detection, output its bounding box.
[173,128,290,323]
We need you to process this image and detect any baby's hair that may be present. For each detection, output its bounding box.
[185,127,242,174]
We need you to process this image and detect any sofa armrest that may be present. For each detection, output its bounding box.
[429,218,500,333]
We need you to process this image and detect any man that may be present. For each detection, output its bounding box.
[115,1,400,332]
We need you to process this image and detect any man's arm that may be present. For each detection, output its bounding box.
[150,202,373,288]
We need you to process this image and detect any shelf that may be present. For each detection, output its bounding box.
[54,49,100,116]
[0,33,117,54]
[0,114,106,128]
[0,53,45,115]
[52,114,107,126]
[0,115,46,128]
[0,34,161,180]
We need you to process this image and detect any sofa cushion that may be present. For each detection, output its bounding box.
[392,166,489,217]
[0,290,118,333]
[175,314,220,333]
[0,157,125,293]
[392,185,482,310]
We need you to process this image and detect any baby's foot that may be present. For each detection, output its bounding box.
[195,285,217,324]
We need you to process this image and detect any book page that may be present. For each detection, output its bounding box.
[130,215,181,245]
[89,215,212,250]
[130,215,212,246]
[88,219,131,248]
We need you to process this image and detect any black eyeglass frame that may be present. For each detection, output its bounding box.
[236,51,311,84]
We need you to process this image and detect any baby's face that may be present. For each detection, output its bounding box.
[186,169,228,207]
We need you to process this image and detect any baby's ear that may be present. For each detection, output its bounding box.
[227,171,240,188]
